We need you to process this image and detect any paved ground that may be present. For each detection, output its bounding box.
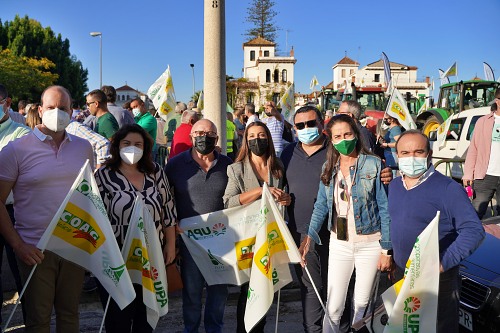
[1,285,306,333]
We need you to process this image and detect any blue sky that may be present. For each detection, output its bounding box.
[2,0,499,103]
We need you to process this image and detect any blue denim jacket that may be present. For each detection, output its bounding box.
[307,153,392,250]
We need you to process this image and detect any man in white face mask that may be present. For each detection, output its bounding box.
[388,130,484,333]
[0,85,93,332]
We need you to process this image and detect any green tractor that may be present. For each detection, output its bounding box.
[417,80,499,136]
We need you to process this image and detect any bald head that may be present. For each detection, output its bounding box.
[191,119,217,134]
[396,130,431,157]
[41,86,71,109]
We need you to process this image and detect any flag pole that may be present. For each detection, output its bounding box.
[304,265,335,331]
[274,290,281,333]
[99,296,112,333]
[3,159,90,332]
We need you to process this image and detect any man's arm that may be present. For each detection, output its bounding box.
[0,180,44,265]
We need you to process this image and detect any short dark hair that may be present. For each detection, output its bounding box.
[71,100,80,109]
[101,85,117,103]
[105,124,155,174]
[87,89,107,104]
[293,105,323,122]
[395,129,430,153]
[131,97,144,106]
[18,100,27,110]
[245,103,256,115]
[0,84,8,100]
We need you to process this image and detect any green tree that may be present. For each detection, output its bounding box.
[0,49,58,101]
[0,15,88,104]
[245,0,279,43]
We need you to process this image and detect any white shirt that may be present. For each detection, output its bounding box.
[246,114,260,127]
[486,114,500,176]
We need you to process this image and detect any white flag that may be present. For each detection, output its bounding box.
[197,90,204,111]
[386,88,417,130]
[483,62,495,81]
[382,211,440,333]
[438,69,450,85]
[147,65,176,121]
[278,83,295,124]
[442,62,457,77]
[382,52,391,89]
[122,197,169,329]
[37,161,135,310]
[310,76,319,90]
[436,115,454,150]
[244,184,302,332]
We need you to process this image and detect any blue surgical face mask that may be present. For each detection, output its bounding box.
[297,127,320,144]
[398,156,429,178]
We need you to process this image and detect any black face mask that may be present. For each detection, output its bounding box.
[383,120,391,126]
[194,135,217,155]
[248,138,268,156]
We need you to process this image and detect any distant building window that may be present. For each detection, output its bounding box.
[264,50,269,57]
[273,93,280,105]
[250,50,255,61]
[247,92,255,103]
[341,69,346,78]
[266,69,271,83]
[282,69,287,82]
[273,69,279,83]
[127,94,130,100]
[122,95,125,101]
[350,69,354,75]
[374,74,380,82]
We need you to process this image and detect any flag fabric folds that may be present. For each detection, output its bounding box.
[197,90,204,111]
[438,69,450,85]
[385,88,417,130]
[382,211,440,333]
[147,65,176,121]
[122,196,169,329]
[382,52,391,89]
[442,62,457,78]
[244,183,302,332]
[483,62,495,81]
[37,160,135,310]
[436,115,454,150]
[278,83,295,124]
[310,76,319,90]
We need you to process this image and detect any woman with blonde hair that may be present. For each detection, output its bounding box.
[25,103,41,129]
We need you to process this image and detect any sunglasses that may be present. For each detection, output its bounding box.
[192,130,217,138]
[294,119,317,130]
[339,178,348,201]
[86,101,95,107]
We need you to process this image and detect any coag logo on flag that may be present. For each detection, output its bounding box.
[235,237,256,270]
[53,202,106,254]
[254,222,289,277]
[390,102,406,121]
[126,238,155,292]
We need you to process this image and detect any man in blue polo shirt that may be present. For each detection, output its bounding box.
[389,130,484,333]
[165,118,231,333]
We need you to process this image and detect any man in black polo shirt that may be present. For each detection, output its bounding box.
[281,105,331,333]
[165,119,232,333]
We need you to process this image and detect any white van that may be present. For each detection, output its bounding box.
[430,106,492,179]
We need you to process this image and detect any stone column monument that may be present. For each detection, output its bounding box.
[204,0,227,153]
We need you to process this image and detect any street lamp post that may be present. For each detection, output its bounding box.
[190,64,195,98]
[90,32,102,88]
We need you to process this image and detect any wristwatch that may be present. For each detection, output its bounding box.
[381,249,393,256]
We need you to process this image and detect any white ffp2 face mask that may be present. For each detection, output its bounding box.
[120,146,143,165]
[42,108,71,132]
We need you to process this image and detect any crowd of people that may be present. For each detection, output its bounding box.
[0,82,494,333]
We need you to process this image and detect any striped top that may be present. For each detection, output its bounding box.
[95,163,176,246]
[261,116,284,152]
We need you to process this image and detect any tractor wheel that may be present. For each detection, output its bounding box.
[422,116,441,137]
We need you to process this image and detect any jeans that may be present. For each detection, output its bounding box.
[180,241,228,333]
[472,174,500,219]
[323,236,381,333]
[395,265,460,333]
[0,204,25,324]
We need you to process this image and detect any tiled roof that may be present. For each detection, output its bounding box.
[243,36,276,47]
[116,85,138,92]
[366,59,410,69]
[336,56,359,65]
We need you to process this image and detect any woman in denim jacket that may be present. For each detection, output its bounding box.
[300,115,392,333]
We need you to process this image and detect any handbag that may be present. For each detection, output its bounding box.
[166,262,183,292]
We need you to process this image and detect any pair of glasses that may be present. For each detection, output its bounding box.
[0,98,7,105]
[294,120,317,130]
[192,130,217,138]
[86,101,95,107]
[339,178,348,201]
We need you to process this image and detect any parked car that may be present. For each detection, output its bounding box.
[430,106,492,179]
[459,221,500,332]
